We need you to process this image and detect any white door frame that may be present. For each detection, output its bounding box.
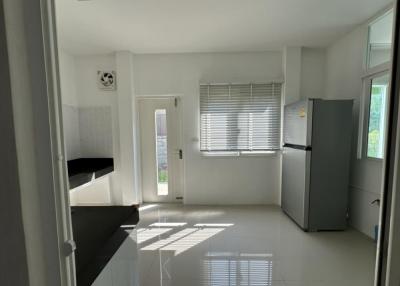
[137,95,185,203]
[3,0,75,285]
[376,1,400,285]
[42,1,76,284]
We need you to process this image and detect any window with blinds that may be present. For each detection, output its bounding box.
[200,83,282,152]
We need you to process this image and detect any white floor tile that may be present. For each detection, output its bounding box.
[93,204,377,286]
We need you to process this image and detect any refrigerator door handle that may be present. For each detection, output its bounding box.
[283,143,312,151]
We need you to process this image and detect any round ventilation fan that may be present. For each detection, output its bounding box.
[97,71,116,90]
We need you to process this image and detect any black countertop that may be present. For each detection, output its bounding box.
[67,158,114,189]
[71,205,139,286]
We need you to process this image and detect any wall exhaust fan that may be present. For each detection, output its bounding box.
[97,71,116,91]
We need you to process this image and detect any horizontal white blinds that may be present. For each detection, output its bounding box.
[200,83,282,152]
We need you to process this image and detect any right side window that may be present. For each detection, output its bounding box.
[366,73,390,159]
[362,10,393,159]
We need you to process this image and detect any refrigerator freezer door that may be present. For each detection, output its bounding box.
[281,147,311,229]
[284,100,313,146]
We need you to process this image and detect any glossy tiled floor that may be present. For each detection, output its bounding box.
[93,204,377,286]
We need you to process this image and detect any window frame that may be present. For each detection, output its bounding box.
[198,82,283,157]
[200,150,279,158]
[358,8,393,161]
[360,70,391,161]
[366,9,394,71]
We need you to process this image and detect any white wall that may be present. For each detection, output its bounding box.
[133,52,283,205]
[283,47,302,104]
[73,55,119,167]
[59,51,81,160]
[283,47,326,103]
[301,48,326,99]
[79,106,113,158]
[115,51,142,205]
[59,51,78,106]
[325,25,383,238]
[61,53,143,205]
[59,51,114,160]
[59,53,122,203]
[61,50,332,205]
[70,175,112,206]
[62,105,81,160]
[61,105,114,160]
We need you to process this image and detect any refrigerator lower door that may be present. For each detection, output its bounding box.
[281,147,311,230]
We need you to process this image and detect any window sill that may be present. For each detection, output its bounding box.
[201,150,280,158]
[363,156,384,162]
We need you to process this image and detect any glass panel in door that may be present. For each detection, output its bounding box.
[155,109,168,195]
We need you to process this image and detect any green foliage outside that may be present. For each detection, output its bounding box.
[158,169,168,183]
[367,86,384,158]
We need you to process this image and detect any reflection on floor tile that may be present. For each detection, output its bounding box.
[202,252,275,285]
[93,204,377,286]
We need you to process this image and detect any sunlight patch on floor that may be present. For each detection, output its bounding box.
[194,223,234,227]
[161,228,225,255]
[138,204,159,211]
[137,228,173,244]
[150,222,187,227]
[141,228,198,251]
[140,223,234,255]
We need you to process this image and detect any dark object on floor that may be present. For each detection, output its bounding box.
[71,205,139,286]
[67,158,114,189]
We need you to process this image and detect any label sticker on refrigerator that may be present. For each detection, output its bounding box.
[299,107,306,117]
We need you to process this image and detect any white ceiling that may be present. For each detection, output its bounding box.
[56,0,392,55]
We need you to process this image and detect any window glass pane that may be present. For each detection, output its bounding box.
[200,83,282,152]
[155,109,168,195]
[367,74,389,159]
[368,10,393,69]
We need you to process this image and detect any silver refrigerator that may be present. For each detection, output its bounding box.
[281,99,353,231]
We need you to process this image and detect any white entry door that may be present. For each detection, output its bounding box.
[139,97,183,203]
